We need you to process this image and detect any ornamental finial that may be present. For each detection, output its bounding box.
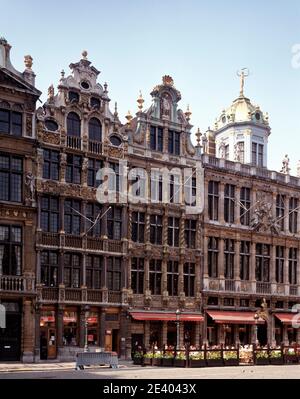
[237,68,250,96]
[82,50,88,60]
[137,90,144,111]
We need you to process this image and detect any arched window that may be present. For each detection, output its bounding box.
[67,112,81,137]
[88,118,102,142]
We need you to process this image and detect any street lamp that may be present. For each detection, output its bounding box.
[176,309,181,350]
[254,312,259,346]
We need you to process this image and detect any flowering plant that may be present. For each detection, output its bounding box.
[256,350,268,359]
[162,352,174,359]
[175,352,186,360]
[143,352,154,359]
[223,351,238,360]
[206,351,222,360]
[189,351,205,360]
[269,350,282,359]
[153,351,163,359]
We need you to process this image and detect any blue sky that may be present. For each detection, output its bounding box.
[1,0,299,173]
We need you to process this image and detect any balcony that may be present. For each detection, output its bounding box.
[37,231,60,247]
[290,285,298,296]
[256,282,271,294]
[224,279,235,292]
[67,136,81,150]
[0,275,35,293]
[40,287,124,304]
[88,140,102,155]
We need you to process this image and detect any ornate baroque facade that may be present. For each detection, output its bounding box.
[1,40,300,362]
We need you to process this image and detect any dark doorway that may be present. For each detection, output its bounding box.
[257,324,268,346]
[131,333,144,359]
[0,303,21,361]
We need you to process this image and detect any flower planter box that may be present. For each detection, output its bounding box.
[152,358,162,366]
[284,355,298,364]
[206,359,224,367]
[143,358,152,366]
[190,359,206,368]
[174,359,186,367]
[161,358,174,367]
[255,358,269,365]
[269,358,283,365]
[224,359,239,367]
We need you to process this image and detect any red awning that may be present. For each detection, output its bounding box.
[207,311,265,325]
[274,313,300,325]
[130,312,204,322]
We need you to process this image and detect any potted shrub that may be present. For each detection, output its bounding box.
[174,351,186,367]
[143,352,154,366]
[152,351,163,366]
[206,350,223,367]
[255,350,269,365]
[269,349,283,365]
[161,352,174,367]
[133,352,143,365]
[223,350,239,366]
[189,351,206,368]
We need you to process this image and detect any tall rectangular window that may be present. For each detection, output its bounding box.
[289,248,297,285]
[109,162,120,193]
[43,149,59,180]
[240,241,250,280]
[251,143,257,166]
[40,195,59,232]
[66,154,81,184]
[167,261,179,296]
[150,215,162,245]
[149,259,162,295]
[169,174,180,204]
[185,174,196,207]
[276,246,284,283]
[132,212,145,243]
[107,206,122,240]
[150,126,163,152]
[255,244,270,282]
[0,109,22,136]
[41,251,58,287]
[184,263,195,297]
[185,219,196,249]
[236,142,244,163]
[168,130,180,155]
[252,143,264,167]
[224,239,235,279]
[168,217,180,247]
[88,158,103,188]
[107,257,121,291]
[240,187,251,226]
[64,199,81,235]
[0,225,22,276]
[276,194,285,231]
[224,184,235,223]
[131,258,144,294]
[150,171,163,203]
[289,197,298,234]
[86,255,102,289]
[0,153,23,202]
[86,203,102,237]
[208,181,219,221]
[64,253,81,288]
[208,237,218,278]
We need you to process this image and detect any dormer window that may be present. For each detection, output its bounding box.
[68,91,79,103]
[0,108,22,136]
[91,97,100,109]
[150,125,163,152]
[168,130,180,156]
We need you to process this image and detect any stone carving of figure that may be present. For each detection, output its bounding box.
[281,154,290,175]
[162,94,171,118]
[25,172,35,201]
[48,84,54,101]
[202,133,208,154]
[250,197,280,234]
[82,157,89,173]
[234,143,241,162]
[219,140,226,159]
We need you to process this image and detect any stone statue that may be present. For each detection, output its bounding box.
[281,154,290,175]
[24,55,33,69]
[219,140,226,159]
[234,143,241,162]
[82,157,89,173]
[25,172,35,201]
[162,94,171,118]
[202,133,208,154]
[48,84,54,101]
[250,197,280,234]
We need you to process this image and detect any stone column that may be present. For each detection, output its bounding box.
[34,305,41,360]
[250,242,256,293]
[203,236,209,278]
[218,238,225,290]
[202,314,208,346]
[57,305,64,348]
[219,182,225,224]
[161,321,168,348]
[178,261,184,294]
[284,196,290,234]
[179,322,184,348]
[162,258,168,294]
[284,247,289,296]
[22,299,35,363]
[234,240,240,291]
[99,308,106,349]
[270,245,276,294]
[234,186,241,225]
[82,254,86,287]
[144,321,150,349]
[204,180,209,223]
[36,250,41,284]
[195,322,201,347]
[144,257,150,291]
[79,307,86,348]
